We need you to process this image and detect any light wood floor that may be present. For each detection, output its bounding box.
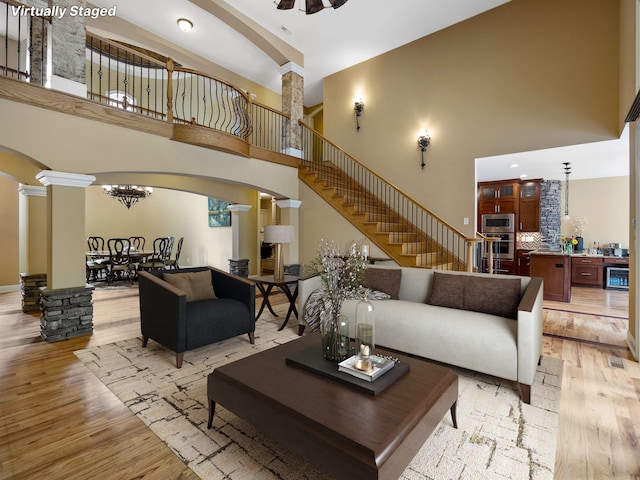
[0,285,638,479]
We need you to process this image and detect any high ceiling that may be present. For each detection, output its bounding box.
[89,0,510,106]
[87,0,628,181]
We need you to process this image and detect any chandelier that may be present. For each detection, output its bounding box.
[102,185,153,209]
[276,0,348,14]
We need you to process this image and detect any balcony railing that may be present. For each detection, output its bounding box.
[1,0,48,84]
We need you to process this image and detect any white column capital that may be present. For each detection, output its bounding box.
[227,204,252,212]
[36,171,96,188]
[19,184,47,197]
[278,62,307,78]
[276,199,302,209]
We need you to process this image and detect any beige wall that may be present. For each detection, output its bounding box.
[560,176,630,247]
[320,0,621,250]
[0,175,19,288]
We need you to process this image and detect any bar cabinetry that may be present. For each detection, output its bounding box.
[571,256,603,287]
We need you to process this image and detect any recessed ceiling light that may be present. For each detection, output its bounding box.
[520,174,528,179]
[510,164,519,168]
[177,18,193,32]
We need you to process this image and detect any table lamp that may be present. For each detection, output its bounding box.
[263,225,295,280]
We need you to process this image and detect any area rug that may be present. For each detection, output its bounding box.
[75,307,562,480]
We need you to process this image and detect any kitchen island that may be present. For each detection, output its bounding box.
[529,251,629,301]
[529,251,571,302]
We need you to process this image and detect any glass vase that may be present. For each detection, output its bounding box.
[320,312,350,362]
[354,294,375,372]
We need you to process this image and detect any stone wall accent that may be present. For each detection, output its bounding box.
[50,0,86,83]
[20,273,47,313]
[40,285,94,342]
[229,259,249,277]
[540,180,562,245]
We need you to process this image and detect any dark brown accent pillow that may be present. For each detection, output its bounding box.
[163,271,216,302]
[463,276,521,319]
[364,268,402,299]
[426,272,465,309]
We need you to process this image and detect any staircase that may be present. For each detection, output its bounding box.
[298,133,474,270]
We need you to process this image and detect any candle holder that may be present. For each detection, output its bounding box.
[355,292,375,372]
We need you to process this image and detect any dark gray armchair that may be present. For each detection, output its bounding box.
[138,266,256,368]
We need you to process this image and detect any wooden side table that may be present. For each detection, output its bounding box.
[248,274,300,331]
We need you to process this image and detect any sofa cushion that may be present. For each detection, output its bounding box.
[426,272,465,309]
[464,276,521,320]
[163,270,217,302]
[364,267,402,299]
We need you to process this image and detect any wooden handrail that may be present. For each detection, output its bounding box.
[299,120,474,242]
[86,32,167,68]
[253,99,291,118]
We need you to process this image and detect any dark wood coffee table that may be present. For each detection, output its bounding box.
[207,334,458,480]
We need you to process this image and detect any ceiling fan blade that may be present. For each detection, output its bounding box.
[328,0,348,8]
[277,0,296,10]
[305,0,325,14]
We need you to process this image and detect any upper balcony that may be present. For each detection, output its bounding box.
[1,0,298,168]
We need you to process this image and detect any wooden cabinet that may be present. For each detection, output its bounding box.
[571,256,603,287]
[530,253,571,302]
[518,180,541,232]
[478,180,518,215]
[516,249,532,276]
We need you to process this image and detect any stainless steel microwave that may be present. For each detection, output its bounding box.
[481,213,515,233]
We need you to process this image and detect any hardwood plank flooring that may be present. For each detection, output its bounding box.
[0,284,638,479]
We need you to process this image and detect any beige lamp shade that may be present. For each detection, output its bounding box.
[263,225,295,280]
[263,225,295,244]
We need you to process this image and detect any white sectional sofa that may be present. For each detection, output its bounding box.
[297,266,544,404]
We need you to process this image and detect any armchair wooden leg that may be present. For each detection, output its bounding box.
[248,331,255,344]
[298,325,305,336]
[142,336,149,347]
[176,352,184,369]
[519,383,531,404]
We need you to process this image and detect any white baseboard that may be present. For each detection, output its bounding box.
[47,75,88,98]
[281,147,303,158]
[0,284,20,293]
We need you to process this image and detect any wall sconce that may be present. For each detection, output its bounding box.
[177,18,193,32]
[354,98,364,131]
[417,128,431,169]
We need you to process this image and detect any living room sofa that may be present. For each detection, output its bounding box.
[297,266,543,404]
[138,266,256,368]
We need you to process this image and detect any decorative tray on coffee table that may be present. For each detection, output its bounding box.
[285,346,410,396]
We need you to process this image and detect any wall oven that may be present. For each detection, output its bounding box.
[483,233,515,261]
[481,213,515,233]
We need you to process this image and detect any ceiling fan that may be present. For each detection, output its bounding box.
[277,0,348,15]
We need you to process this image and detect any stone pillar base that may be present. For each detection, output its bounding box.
[229,259,249,277]
[20,273,47,313]
[40,285,95,342]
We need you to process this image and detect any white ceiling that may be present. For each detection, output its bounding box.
[86,0,628,181]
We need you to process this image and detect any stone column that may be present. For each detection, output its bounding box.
[275,199,301,269]
[18,184,48,312]
[36,170,95,342]
[28,13,48,86]
[228,204,252,276]
[540,180,561,246]
[278,62,306,158]
[49,0,87,96]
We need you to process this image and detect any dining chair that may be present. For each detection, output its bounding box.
[163,237,175,265]
[128,236,145,252]
[138,237,169,271]
[86,236,108,281]
[106,237,133,285]
[165,237,184,269]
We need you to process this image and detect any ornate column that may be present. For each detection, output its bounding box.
[278,62,306,158]
[227,204,252,277]
[275,199,302,275]
[36,170,95,341]
[18,184,48,312]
